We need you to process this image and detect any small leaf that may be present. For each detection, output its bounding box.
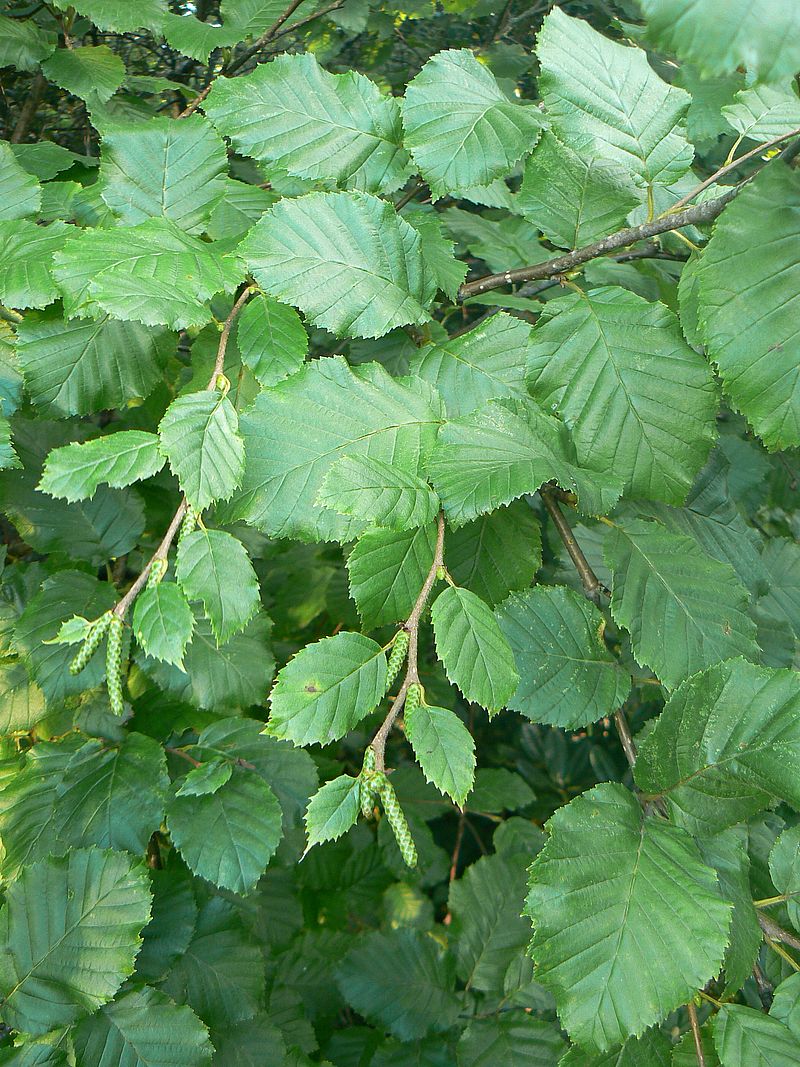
[713,1005,799,1067]
[303,774,361,852]
[0,141,41,220]
[41,44,125,104]
[176,759,233,797]
[405,702,475,806]
[159,391,245,512]
[132,582,195,669]
[236,294,308,387]
[40,431,164,502]
[347,523,438,630]
[0,220,70,309]
[176,528,260,645]
[317,454,439,531]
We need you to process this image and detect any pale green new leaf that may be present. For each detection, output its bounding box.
[604,519,759,688]
[713,1005,799,1066]
[409,312,531,419]
[400,49,544,199]
[303,774,361,852]
[347,523,438,629]
[0,221,70,309]
[640,0,800,83]
[220,357,442,542]
[133,582,195,669]
[426,397,624,526]
[537,8,692,189]
[158,391,245,511]
[525,783,731,1052]
[0,142,40,220]
[268,631,387,745]
[722,83,800,143]
[235,294,308,387]
[527,288,718,503]
[0,848,152,1036]
[204,52,411,194]
[166,770,282,894]
[53,218,243,330]
[241,192,436,339]
[51,0,166,33]
[496,585,630,729]
[457,1016,566,1067]
[635,659,800,833]
[517,131,640,249]
[698,164,800,449]
[72,987,213,1067]
[405,702,475,806]
[40,431,164,502]
[317,455,439,531]
[99,117,228,233]
[41,45,125,104]
[430,586,518,712]
[0,14,55,72]
[176,529,260,645]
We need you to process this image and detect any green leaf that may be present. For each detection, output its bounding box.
[603,518,759,688]
[699,829,762,994]
[72,986,213,1067]
[771,973,800,1039]
[0,14,55,72]
[98,116,228,233]
[53,218,243,330]
[640,0,800,83]
[496,585,631,729]
[405,702,475,805]
[457,1016,566,1067]
[713,1005,800,1066]
[400,49,544,199]
[635,659,800,834]
[443,207,547,274]
[409,312,531,419]
[336,929,461,1041]
[697,164,800,449]
[0,661,46,736]
[206,178,277,241]
[41,45,125,104]
[537,8,692,190]
[426,397,624,527]
[760,538,800,640]
[158,391,245,511]
[176,759,232,798]
[51,0,166,33]
[559,1030,674,1067]
[347,523,438,630]
[770,826,800,932]
[317,455,439,531]
[15,311,173,417]
[0,848,152,1035]
[527,288,718,504]
[133,582,195,669]
[161,12,244,63]
[241,192,435,339]
[303,774,361,851]
[268,631,387,745]
[204,52,411,194]
[166,769,282,894]
[0,141,41,220]
[517,131,640,249]
[525,782,731,1052]
[430,585,518,712]
[446,502,541,608]
[235,294,308,387]
[56,734,168,852]
[403,209,467,301]
[722,83,800,143]
[220,357,442,542]
[40,431,164,502]
[11,141,85,180]
[176,528,260,645]
[0,415,19,472]
[0,221,70,309]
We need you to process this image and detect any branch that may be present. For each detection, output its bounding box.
[371,511,446,770]
[10,70,46,144]
[686,1001,706,1067]
[539,487,606,604]
[759,913,800,953]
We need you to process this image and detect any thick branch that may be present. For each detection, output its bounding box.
[10,70,46,143]
[371,511,446,770]
[759,913,800,953]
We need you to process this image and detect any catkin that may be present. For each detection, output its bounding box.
[404,682,422,715]
[178,505,198,547]
[360,748,378,819]
[69,612,112,676]
[106,615,125,715]
[385,630,409,690]
[146,557,167,589]
[377,774,417,868]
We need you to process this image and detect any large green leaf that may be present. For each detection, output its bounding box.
[0,14,55,72]
[405,702,475,805]
[635,659,800,833]
[241,192,435,339]
[525,783,731,1052]
[640,0,800,83]
[0,848,152,1035]
[603,518,759,688]
[496,585,630,729]
[220,357,442,541]
[698,164,800,449]
[713,1005,800,1066]
[39,431,164,502]
[158,390,244,511]
[537,8,692,189]
[99,117,228,233]
[41,45,125,105]
[699,829,761,994]
[204,52,411,194]
[0,221,70,309]
[0,142,40,220]
[527,288,718,504]
[722,83,800,143]
[401,48,544,199]
[51,0,165,31]
[53,218,243,330]
[426,397,624,526]
[268,631,387,745]
[132,582,195,669]
[72,987,213,1067]
[0,662,46,736]
[317,454,439,532]
[235,294,308,388]
[446,502,541,607]
[430,585,518,712]
[176,529,260,645]
[347,523,438,630]
[457,1016,566,1067]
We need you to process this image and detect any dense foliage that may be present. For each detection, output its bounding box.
[1,0,800,1063]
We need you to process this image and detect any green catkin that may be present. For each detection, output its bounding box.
[360,748,378,819]
[178,505,198,547]
[385,630,409,691]
[377,774,417,868]
[69,612,112,676]
[404,682,422,715]
[146,557,167,589]
[106,615,125,715]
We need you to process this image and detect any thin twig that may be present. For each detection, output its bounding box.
[687,1001,706,1067]
[759,913,800,952]
[371,511,446,770]
[614,709,637,770]
[539,488,606,604]
[395,179,425,212]
[10,70,46,143]
[752,962,773,1011]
